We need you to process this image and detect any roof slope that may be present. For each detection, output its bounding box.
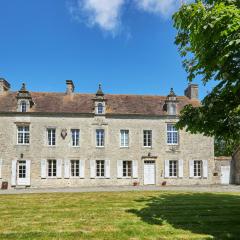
[0,92,200,116]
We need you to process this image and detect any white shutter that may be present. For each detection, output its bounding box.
[11,160,17,186]
[105,160,110,178]
[41,159,47,179]
[178,160,183,178]
[57,159,62,178]
[203,160,208,178]
[117,160,123,178]
[132,160,138,178]
[90,160,96,178]
[26,160,31,186]
[64,160,70,179]
[189,160,194,178]
[165,160,169,178]
[0,159,3,179]
[80,160,85,178]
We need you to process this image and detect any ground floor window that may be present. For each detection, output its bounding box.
[96,160,105,177]
[194,160,202,177]
[48,160,57,177]
[123,161,132,177]
[169,160,178,177]
[18,160,26,178]
[71,160,80,177]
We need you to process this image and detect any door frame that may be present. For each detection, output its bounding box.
[143,160,156,185]
[16,160,31,186]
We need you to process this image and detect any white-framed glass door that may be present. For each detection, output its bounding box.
[17,160,29,185]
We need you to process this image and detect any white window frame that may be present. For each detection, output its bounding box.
[17,125,30,145]
[47,159,57,178]
[120,130,129,148]
[20,101,27,112]
[97,103,104,114]
[193,160,202,178]
[96,160,105,178]
[167,124,179,145]
[122,160,132,178]
[71,129,80,147]
[47,128,56,146]
[96,129,105,147]
[169,160,178,178]
[70,160,80,177]
[143,130,152,147]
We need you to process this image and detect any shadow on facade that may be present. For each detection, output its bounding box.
[127,192,240,239]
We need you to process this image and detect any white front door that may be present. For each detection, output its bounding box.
[144,160,156,185]
[221,166,230,185]
[17,160,30,186]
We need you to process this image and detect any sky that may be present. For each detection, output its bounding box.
[0,0,214,99]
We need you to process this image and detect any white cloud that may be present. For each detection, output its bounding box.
[67,0,181,35]
[68,0,125,34]
[134,0,180,18]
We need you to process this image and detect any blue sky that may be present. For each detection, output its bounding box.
[0,0,213,98]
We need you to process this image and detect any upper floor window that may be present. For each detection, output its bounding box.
[20,101,27,112]
[120,130,129,147]
[71,129,80,147]
[167,124,178,145]
[143,130,152,147]
[168,103,177,115]
[17,126,30,144]
[47,128,56,146]
[97,103,104,114]
[96,129,105,147]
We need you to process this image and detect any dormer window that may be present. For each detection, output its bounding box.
[165,88,178,116]
[20,101,27,112]
[97,103,104,114]
[168,103,176,115]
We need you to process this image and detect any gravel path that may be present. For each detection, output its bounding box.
[0,184,240,195]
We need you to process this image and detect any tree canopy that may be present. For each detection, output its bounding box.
[173,0,240,151]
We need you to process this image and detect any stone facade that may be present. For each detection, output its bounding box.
[0,79,215,189]
[233,147,240,184]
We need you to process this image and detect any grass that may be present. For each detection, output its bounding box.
[0,191,240,239]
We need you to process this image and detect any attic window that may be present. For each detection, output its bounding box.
[20,101,27,112]
[168,103,176,115]
[97,103,104,114]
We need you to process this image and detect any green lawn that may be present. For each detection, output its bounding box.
[0,191,240,240]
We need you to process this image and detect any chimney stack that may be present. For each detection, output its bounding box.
[66,80,75,95]
[0,78,10,94]
[184,84,198,100]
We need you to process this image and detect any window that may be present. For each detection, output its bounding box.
[97,103,104,114]
[143,130,152,147]
[120,130,129,147]
[17,126,30,144]
[168,103,176,115]
[48,160,57,177]
[167,124,178,145]
[96,160,105,177]
[169,160,178,177]
[123,161,132,177]
[71,129,80,147]
[71,160,80,177]
[194,160,202,177]
[96,129,105,147]
[20,101,27,112]
[47,128,56,146]
[18,160,26,178]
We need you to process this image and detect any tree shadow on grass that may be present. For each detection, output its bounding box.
[127,192,240,240]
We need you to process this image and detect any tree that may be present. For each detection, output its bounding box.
[173,0,240,152]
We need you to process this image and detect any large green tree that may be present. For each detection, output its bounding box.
[173,0,240,152]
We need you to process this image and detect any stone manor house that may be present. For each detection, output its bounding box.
[0,78,216,189]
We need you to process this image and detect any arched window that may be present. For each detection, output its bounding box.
[97,103,104,114]
[20,101,27,112]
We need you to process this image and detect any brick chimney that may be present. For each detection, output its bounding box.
[0,78,11,94]
[184,84,198,99]
[66,80,75,95]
